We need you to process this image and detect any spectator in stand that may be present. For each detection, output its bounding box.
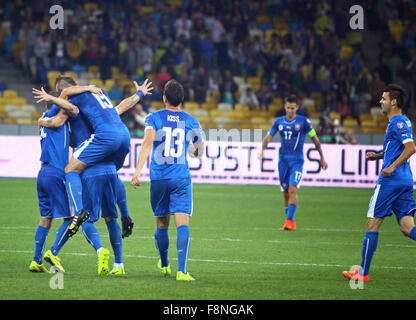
[52,35,66,69]
[220,70,238,105]
[239,86,259,110]
[174,12,192,41]
[200,31,216,73]
[86,33,101,66]
[339,129,359,145]
[318,108,340,144]
[369,71,386,107]
[353,93,369,118]
[108,79,123,104]
[97,45,111,80]
[131,103,148,138]
[194,66,208,103]
[337,94,361,126]
[136,39,154,77]
[156,64,172,93]
[208,69,222,97]
[176,65,194,102]
[66,34,83,65]
[256,83,272,111]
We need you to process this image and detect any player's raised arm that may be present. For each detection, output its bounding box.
[131,127,155,188]
[116,79,153,115]
[38,109,69,128]
[32,87,79,116]
[60,85,103,98]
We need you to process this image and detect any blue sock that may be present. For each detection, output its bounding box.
[155,227,169,267]
[287,204,297,221]
[360,231,378,276]
[65,171,83,215]
[409,226,416,240]
[116,178,130,219]
[177,225,191,274]
[33,225,49,264]
[106,219,123,264]
[82,222,103,252]
[50,220,71,256]
[284,207,288,219]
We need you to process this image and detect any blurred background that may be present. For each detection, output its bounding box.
[0,0,415,145]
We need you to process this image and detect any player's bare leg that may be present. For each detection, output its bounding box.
[398,216,416,238]
[65,157,90,237]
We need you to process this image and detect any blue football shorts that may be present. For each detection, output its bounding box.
[82,172,119,222]
[37,165,71,219]
[73,129,130,169]
[278,157,304,192]
[367,183,416,221]
[150,177,193,216]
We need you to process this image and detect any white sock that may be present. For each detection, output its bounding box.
[113,262,124,269]
[97,247,103,256]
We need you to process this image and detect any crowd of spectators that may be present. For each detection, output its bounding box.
[1,0,415,142]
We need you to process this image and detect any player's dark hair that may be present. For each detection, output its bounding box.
[383,84,406,109]
[55,76,77,92]
[284,94,298,105]
[46,91,59,109]
[163,79,184,107]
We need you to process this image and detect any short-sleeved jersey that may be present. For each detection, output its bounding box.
[378,115,414,185]
[68,86,126,134]
[145,109,203,180]
[39,104,70,171]
[68,112,93,148]
[268,115,314,159]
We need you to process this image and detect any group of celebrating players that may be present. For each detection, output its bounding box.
[29,74,416,283]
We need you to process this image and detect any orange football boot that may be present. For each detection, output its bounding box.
[280,219,296,230]
[342,266,370,282]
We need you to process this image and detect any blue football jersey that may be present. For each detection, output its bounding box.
[268,115,314,159]
[39,104,70,171]
[378,115,414,185]
[68,86,126,133]
[68,112,93,148]
[145,109,203,180]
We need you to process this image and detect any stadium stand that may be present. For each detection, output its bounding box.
[0,0,415,141]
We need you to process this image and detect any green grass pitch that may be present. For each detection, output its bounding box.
[1,177,416,300]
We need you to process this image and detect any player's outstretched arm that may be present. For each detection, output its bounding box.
[116,79,153,115]
[38,109,69,128]
[381,141,416,176]
[257,134,273,160]
[32,87,79,116]
[60,85,103,98]
[311,134,328,170]
[131,127,156,188]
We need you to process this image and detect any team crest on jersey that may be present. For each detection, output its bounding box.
[397,122,405,129]
[278,125,283,131]
[294,124,301,130]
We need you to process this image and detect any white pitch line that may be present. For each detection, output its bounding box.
[2,249,416,271]
[1,231,415,249]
